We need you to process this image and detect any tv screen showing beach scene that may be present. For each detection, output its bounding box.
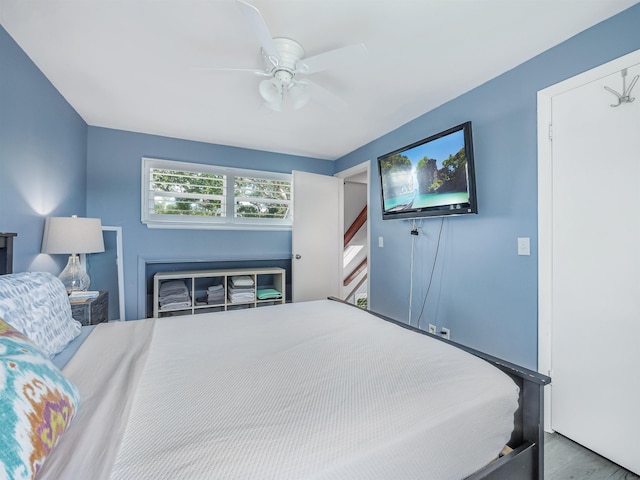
[378,122,477,220]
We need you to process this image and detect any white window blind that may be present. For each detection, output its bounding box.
[142,158,292,230]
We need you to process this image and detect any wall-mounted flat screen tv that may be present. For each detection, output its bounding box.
[378,121,477,220]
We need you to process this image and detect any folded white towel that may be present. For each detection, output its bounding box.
[230,275,254,287]
[228,289,255,303]
[228,286,254,294]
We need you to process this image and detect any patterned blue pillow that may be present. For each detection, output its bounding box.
[0,272,81,357]
[0,318,81,480]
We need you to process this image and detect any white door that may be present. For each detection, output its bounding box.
[548,61,640,474]
[292,171,343,302]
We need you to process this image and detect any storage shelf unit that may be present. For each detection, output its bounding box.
[153,267,285,318]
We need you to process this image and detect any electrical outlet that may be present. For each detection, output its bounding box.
[428,324,437,334]
[440,327,450,340]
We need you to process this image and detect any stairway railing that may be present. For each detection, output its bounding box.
[343,205,368,303]
[344,258,367,287]
[344,206,367,247]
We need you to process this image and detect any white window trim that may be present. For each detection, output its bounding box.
[141,157,292,231]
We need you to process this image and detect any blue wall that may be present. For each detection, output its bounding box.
[85,127,333,319]
[0,26,87,274]
[3,4,640,369]
[336,3,640,369]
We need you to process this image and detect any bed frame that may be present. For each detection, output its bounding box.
[328,297,551,480]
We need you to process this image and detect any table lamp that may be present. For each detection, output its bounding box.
[41,215,105,293]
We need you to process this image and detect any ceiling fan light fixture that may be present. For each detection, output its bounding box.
[203,2,364,114]
[259,78,283,104]
[289,82,310,110]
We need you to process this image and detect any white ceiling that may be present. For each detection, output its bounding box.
[1,0,637,160]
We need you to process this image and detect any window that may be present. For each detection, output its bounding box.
[142,158,292,230]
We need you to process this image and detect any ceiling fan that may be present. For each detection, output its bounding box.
[202,0,368,112]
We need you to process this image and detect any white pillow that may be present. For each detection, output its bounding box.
[0,272,81,357]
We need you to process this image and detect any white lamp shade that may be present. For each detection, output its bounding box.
[289,82,310,110]
[259,78,283,105]
[42,216,105,255]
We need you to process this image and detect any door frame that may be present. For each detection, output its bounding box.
[335,160,371,302]
[537,48,640,432]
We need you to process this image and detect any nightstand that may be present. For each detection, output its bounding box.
[70,291,109,326]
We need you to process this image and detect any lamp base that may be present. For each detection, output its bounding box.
[58,254,90,294]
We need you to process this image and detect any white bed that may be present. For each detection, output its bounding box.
[38,299,520,480]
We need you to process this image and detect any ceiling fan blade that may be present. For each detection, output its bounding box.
[191,66,270,77]
[303,80,348,111]
[297,43,368,74]
[236,0,279,61]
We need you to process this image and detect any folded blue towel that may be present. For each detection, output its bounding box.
[256,288,282,300]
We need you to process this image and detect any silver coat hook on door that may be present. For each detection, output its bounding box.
[604,68,639,107]
[295,254,302,259]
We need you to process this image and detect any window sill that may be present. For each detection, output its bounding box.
[143,222,292,232]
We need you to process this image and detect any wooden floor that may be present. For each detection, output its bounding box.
[545,432,639,479]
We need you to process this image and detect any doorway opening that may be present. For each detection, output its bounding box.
[336,161,370,308]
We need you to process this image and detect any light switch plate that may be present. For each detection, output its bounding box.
[517,237,530,256]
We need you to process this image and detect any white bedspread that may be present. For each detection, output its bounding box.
[39,300,519,480]
[38,318,155,479]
